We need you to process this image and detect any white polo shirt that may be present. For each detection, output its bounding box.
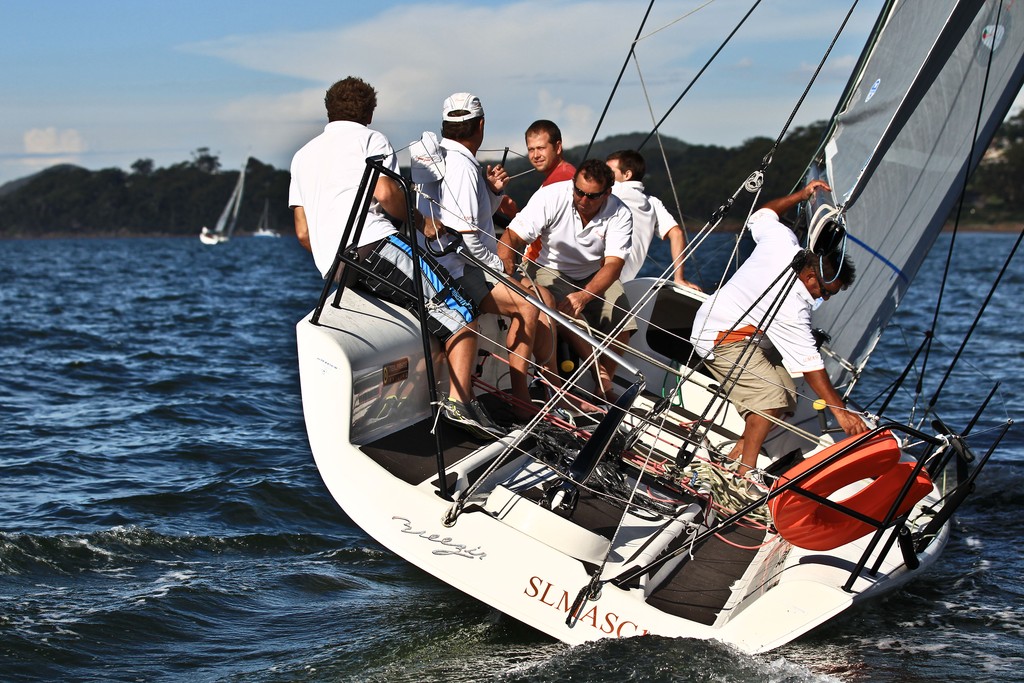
[507,180,633,280]
[612,180,679,281]
[690,208,823,373]
[289,121,398,278]
[415,138,504,279]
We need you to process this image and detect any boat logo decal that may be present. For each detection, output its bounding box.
[865,78,880,103]
[316,356,339,373]
[393,517,486,559]
[981,23,1006,53]
[524,576,649,638]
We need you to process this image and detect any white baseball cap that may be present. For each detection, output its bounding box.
[442,92,484,122]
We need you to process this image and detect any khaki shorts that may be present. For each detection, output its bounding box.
[524,263,637,336]
[705,342,797,418]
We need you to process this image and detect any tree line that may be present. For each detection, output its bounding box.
[1,112,1022,238]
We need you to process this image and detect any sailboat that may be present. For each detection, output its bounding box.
[199,157,248,245]
[253,198,280,238]
[295,0,1021,654]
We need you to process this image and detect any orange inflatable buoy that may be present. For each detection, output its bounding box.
[768,431,933,551]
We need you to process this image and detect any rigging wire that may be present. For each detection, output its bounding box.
[636,0,718,42]
[927,228,1024,413]
[582,0,658,161]
[747,0,861,187]
[630,48,706,285]
[911,0,1006,422]
[637,0,765,151]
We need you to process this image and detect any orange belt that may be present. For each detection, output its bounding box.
[715,325,761,345]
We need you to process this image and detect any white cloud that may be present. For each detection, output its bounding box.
[23,127,86,155]
[0,0,891,187]
[181,0,879,174]
[16,127,88,174]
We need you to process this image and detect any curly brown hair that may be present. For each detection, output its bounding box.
[325,77,377,124]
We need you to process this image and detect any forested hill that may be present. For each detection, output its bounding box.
[0,151,292,238]
[2,113,1023,238]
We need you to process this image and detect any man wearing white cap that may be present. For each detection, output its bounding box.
[413,93,539,424]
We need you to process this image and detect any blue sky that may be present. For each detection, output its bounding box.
[2,0,1017,189]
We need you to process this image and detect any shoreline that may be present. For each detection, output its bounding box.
[0,231,289,240]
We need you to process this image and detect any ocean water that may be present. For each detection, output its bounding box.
[1,232,1021,682]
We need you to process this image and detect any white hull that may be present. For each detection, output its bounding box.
[199,231,228,245]
[293,0,1013,654]
[297,281,955,654]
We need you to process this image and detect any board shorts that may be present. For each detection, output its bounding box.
[354,233,476,342]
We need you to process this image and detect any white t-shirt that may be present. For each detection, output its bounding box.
[415,138,504,279]
[612,180,679,281]
[690,208,823,373]
[507,180,633,280]
[289,121,398,277]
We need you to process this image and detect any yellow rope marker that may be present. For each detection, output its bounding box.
[813,398,827,411]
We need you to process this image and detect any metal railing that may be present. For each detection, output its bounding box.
[307,156,453,500]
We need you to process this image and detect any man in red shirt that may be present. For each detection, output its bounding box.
[522,120,576,262]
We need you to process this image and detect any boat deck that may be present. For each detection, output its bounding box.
[360,395,763,628]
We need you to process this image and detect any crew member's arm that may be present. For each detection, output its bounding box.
[293,206,311,252]
[802,368,869,436]
[497,228,526,275]
[664,225,700,290]
[761,179,832,217]
[559,256,625,318]
[375,176,441,239]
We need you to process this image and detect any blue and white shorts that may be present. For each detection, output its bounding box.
[355,233,476,342]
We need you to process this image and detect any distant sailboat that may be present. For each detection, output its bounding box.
[253,198,280,238]
[200,158,248,245]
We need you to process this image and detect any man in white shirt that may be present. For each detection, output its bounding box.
[414,92,539,422]
[497,159,634,404]
[290,77,497,439]
[689,180,868,484]
[606,149,699,290]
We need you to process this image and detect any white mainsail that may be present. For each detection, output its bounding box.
[201,157,249,244]
[811,0,1024,390]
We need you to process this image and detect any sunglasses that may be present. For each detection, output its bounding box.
[573,185,607,200]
